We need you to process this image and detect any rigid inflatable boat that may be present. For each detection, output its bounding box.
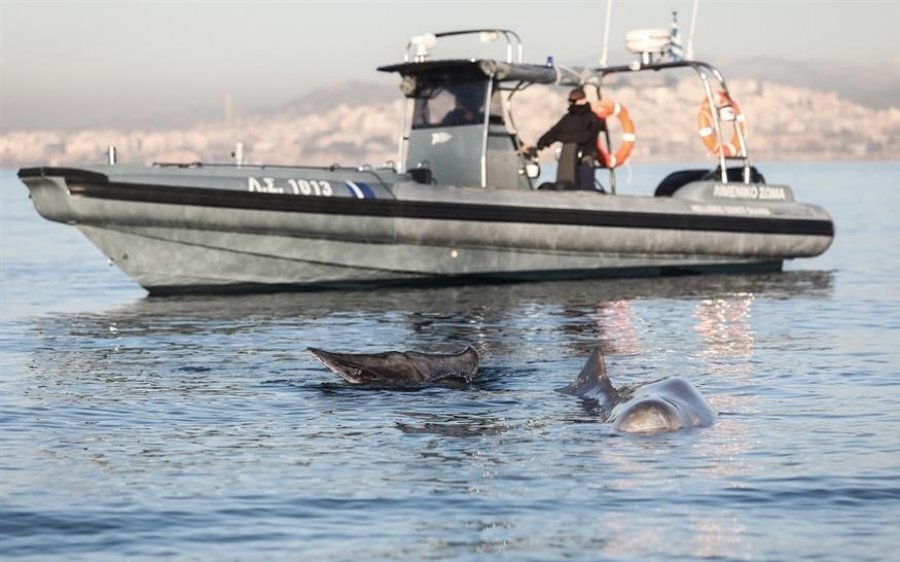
[18,29,833,295]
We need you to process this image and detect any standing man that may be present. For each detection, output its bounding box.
[530,87,605,190]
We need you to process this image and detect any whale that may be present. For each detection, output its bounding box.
[560,347,715,433]
[308,346,478,388]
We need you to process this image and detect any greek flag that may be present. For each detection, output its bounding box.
[668,10,685,62]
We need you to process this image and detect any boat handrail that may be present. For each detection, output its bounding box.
[390,31,753,187]
[152,162,391,172]
[404,29,524,64]
[595,59,752,185]
[152,161,204,168]
[149,161,396,187]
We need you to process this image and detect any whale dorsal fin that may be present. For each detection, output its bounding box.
[558,346,619,402]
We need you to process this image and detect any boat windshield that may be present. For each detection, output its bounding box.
[412,78,502,128]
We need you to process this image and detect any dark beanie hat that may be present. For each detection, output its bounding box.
[568,87,586,101]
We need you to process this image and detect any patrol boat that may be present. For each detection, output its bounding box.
[18,29,833,295]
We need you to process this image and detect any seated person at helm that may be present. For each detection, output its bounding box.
[441,89,484,126]
[530,87,605,190]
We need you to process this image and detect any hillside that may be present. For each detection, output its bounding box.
[2,76,898,168]
[719,57,900,110]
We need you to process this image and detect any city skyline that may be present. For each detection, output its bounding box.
[4,76,897,168]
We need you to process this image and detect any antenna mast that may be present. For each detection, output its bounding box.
[599,0,613,67]
[686,0,700,60]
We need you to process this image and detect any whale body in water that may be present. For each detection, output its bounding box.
[560,347,716,433]
[308,346,479,388]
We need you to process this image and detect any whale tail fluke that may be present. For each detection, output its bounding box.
[308,346,479,387]
[558,346,619,402]
[307,347,372,383]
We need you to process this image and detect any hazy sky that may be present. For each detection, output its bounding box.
[2,0,898,131]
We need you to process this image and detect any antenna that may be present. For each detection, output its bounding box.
[599,0,613,67]
[686,0,699,60]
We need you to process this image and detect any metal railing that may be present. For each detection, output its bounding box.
[403,29,524,64]
[597,59,752,186]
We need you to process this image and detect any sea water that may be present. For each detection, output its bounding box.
[1,161,898,561]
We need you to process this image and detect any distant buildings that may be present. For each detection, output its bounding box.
[2,79,898,168]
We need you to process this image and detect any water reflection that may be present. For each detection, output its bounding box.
[591,300,641,356]
[24,271,833,342]
[694,293,755,358]
[36,270,833,319]
[20,271,834,395]
[396,412,510,438]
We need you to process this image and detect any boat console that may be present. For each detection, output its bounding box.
[379,27,758,195]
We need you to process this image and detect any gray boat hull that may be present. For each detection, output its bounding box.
[19,165,833,294]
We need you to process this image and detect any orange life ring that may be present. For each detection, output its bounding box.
[698,91,747,157]
[592,100,636,168]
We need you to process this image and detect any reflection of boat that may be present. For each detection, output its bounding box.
[18,28,833,295]
[24,272,832,391]
[30,271,834,332]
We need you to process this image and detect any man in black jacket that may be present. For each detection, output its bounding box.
[529,87,605,190]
